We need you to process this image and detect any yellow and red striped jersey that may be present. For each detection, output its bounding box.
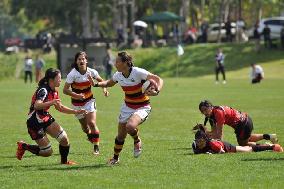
[66,68,99,106]
[113,67,150,109]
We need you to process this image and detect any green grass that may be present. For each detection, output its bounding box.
[0,76,284,188]
[0,43,284,188]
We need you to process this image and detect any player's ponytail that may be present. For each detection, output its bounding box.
[118,51,133,67]
[199,100,213,111]
[38,68,61,87]
[72,51,88,71]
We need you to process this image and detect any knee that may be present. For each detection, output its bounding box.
[40,145,53,157]
[125,122,136,134]
[87,121,97,128]
[56,130,69,146]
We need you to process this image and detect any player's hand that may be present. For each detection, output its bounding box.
[75,109,87,115]
[103,88,109,97]
[51,99,61,106]
[145,88,159,96]
[75,93,85,100]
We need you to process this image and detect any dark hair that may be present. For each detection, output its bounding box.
[38,68,61,87]
[199,100,213,111]
[118,51,133,67]
[72,51,88,71]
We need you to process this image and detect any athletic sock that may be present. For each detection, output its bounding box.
[22,143,40,155]
[59,145,70,164]
[252,144,273,152]
[113,137,124,160]
[87,130,100,145]
[263,134,270,140]
[130,129,140,144]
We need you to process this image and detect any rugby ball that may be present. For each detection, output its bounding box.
[141,79,158,93]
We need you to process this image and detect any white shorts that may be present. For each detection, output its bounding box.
[118,103,151,123]
[73,99,96,119]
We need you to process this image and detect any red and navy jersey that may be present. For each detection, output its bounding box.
[206,106,247,129]
[207,140,236,153]
[28,85,59,123]
[193,140,236,154]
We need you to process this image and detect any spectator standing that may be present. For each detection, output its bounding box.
[215,48,226,84]
[24,55,33,83]
[103,46,114,79]
[225,19,232,42]
[253,23,261,53]
[281,26,284,49]
[250,63,264,84]
[262,24,271,49]
[35,54,45,83]
[200,20,209,43]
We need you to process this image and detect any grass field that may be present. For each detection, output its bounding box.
[0,43,284,188]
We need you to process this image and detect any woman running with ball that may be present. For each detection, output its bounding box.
[94,51,163,165]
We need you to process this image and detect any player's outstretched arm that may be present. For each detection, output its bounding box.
[89,74,109,97]
[34,99,60,110]
[93,79,116,88]
[54,103,87,115]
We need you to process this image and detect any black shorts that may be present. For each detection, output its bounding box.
[234,116,253,141]
[223,141,237,153]
[26,113,55,140]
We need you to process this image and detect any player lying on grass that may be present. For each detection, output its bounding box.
[198,100,278,146]
[92,51,163,165]
[192,124,283,154]
[16,68,86,165]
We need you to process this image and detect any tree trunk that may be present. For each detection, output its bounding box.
[217,0,225,43]
[92,12,100,38]
[81,0,91,38]
[180,0,190,35]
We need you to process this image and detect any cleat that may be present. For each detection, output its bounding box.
[134,139,142,158]
[93,145,100,155]
[62,160,77,165]
[273,144,283,152]
[222,80,226,84]
[269,134,278,144]
[16,141,26,160]
[107,158,120,165]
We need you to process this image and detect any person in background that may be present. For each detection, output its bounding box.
[262,24,271,49]
[24,55,33,83]
[103,46,114,79]
[250,63,264,84]
[215,48,226,84]
[35,54,45,83]
[253,23,261,53]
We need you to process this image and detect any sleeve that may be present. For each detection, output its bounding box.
[136,67,150,80]
[54,91,60,99]
[36,88,48,101]
[214,109,225,126]
[209,141,223,153]
[66,70,75,84]
[112,72,119,82]
[90,68,99,79]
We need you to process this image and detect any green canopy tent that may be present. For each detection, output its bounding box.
[141,11,184,47]
[141,11,183,23]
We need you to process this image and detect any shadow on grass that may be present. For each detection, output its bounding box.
[241,157,284,161]
[0,163,109,171]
